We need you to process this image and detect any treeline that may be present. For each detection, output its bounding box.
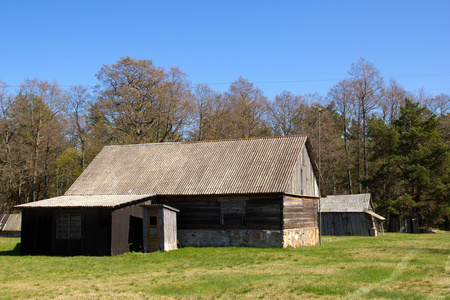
[1,57,449,228]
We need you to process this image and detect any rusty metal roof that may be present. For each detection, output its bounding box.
[65,135,309,196]
[320,194,385,219]
[16,195,153,208]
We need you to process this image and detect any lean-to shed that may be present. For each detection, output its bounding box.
[18,195,151,256]
[18,135,322,255]
[320,194,385,236]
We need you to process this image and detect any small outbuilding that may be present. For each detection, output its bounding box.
[0,214,22,237]
[18,195,151,256]
[320,194,385,236]
[142,204,179,252]
[18,135,322,255]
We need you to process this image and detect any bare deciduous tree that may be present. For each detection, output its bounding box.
[96,56,166,143]
[66,85,91,168]
[382,78,407,122]
[328,79,354,193]
[349,57,384,193]
[225,77,270,138]
[12,79,66,202]
[269,91,305,136]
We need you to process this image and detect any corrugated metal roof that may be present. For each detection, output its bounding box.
[320,194,372,213]
[16,195,153,208]
[0,214,21,232]
[65,135,308,196]
[141,204,180,213]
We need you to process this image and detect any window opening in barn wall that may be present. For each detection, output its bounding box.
[219,199,247,226]
[149,216,157,226]
[56,214,81,239]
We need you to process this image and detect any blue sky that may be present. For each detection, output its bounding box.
[1,1,449,100]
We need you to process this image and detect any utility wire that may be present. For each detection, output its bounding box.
[3,72,450,88]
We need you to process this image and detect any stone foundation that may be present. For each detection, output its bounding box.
[178,228,319,248]
[282,227,319,247]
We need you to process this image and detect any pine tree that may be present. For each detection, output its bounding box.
[370,99,449,227]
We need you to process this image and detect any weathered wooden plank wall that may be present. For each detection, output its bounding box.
[286,147,320,197]
[321,213,374,236]
[53,208,112,256]
[157,194,283,230]
[283,195,318,229]
[162,208,178,251]
[111,203,144,256]
[21,209,53,255]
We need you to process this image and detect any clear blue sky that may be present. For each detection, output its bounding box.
[1,1,449,100]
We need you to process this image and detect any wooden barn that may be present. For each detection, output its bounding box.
[18,135,321,256]
[320,194,385,236]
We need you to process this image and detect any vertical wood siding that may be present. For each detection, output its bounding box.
[286,147,319,197]
[111,203,144,256]
[20,209,53,255]
[162,208,178,251]
[321,213,374,236]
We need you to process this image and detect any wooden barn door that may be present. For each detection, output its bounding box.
[147,212,160,252]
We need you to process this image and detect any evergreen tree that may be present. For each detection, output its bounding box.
[370,99,449,227]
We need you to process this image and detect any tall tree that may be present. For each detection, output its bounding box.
[382,78,408,122]
[224,77,271,138]
[348,57,384,193]
[425,93,449,117]
[65,85,91,168]
[370,99,449,227]
[328,79,355,193]
[190,84,224,141]
[0,80,17,211]
[96,57,193,144]
[11,79,66,202]
[157,67,193,142]
[268,91,306,136]
[96,56,166,143]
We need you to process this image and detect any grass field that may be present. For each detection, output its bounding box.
[0,232,449,299]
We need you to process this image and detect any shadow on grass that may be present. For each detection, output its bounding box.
[0,243,21,256]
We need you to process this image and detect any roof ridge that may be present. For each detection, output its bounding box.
[106,142,181,148]
[182,135,307,145]
[104,135,308,148]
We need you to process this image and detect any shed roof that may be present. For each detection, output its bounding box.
[321,193,372,212]
[16,195,153,208]
[320,194,385,220]
[0,214,21,232]
[65,135,311,196]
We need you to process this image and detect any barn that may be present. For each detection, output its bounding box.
[320,193,385,236]
[18,135,321,256]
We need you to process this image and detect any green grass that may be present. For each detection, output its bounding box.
[0,232,449,299]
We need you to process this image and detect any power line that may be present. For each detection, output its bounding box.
[205,72,450,87]
[3,72,449,89]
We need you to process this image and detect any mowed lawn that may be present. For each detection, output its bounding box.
[0,232,449,299]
